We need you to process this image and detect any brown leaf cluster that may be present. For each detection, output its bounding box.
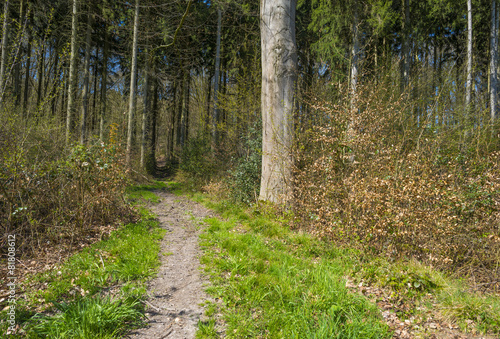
[293,84,500,287]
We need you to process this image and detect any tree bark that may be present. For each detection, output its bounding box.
[213,7,222,147]
[23,21,31,118]
[401,0,410,91]
[80,12,92,144]
[466,0,473,112]
[126,0,140,166]
[66,0,78,145]
[100,23,109,140]
[259,0,297,203]
[491,0,498,121]
[350,0,360,109]
[0,0,9,108]
[141,50,151,168]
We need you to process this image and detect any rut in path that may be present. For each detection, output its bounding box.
[129,190,214,339]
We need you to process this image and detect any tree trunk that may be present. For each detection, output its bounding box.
[401,0,410,91]
[100,23,109,140]
[66,0,78,145]
[146,77,158,173]
[466,0,473,112]
[0,0,9,108]
[141,50,151,168]
[36,42,44,110]
[213,8,222,147]
[80,12,92,144]
[181,73,190,146]
[350,0,360,109]
[126,0,140,166]
[23,24,31,118]
[259,0,297,203]
[491,0,498,121]
[176,77,183,149]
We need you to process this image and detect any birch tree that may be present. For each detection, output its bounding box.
[259,0,297,203]
[126,0,139,166]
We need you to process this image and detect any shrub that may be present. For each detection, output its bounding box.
[0,130,130,255]
[293,78,500,285]
[228,124,262,204]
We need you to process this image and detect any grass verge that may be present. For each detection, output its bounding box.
[0,182,167,338]
[181,186,500,338]
[191,194,392,338]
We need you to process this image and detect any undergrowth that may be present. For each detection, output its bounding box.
[185,185,500,337]
[0,182,166,338]
[191,193,392,338]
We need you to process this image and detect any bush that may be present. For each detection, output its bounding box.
[228,124,262,204]
[0,129,130,254]
[293,78,500,285]
[179,134,217,185]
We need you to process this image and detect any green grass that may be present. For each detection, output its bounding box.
[195,201,392,338]
[0,183,166,338]
[185,185,500,337]
[26,295,144,338]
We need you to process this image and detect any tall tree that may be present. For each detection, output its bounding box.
[126,0,140,166]
[259,0,298,203]
[0,0,10,107]
[466,0,473,111]
[80,10,92,144]
[491,0,498,121]
[212,7,222,147]
[65,0,78,144]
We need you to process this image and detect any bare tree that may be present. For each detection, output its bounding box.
[466,0,473,111]
[212,7,222,147]
[259,0,297,203]
[126,0,140,166]
[80,11,92,144]
[66,0,78,144]
[0,0,10,108]
[491,0,498,121]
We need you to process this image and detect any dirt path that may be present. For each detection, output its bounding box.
[128,190,214,339]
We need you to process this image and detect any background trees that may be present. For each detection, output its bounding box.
[2,0,500,281]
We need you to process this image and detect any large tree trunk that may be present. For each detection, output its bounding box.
[66,0,78,144]
[259,0,297,204]
[126,0,140,166]
[466,0,473,112]
[0,0,9,108]
[80,12,92,144]
[212,8,222,147]
[491,0,498,121]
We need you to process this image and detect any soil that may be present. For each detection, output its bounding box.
[128,190,215,339]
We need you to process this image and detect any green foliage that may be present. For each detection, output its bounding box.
[26,295,144,339]
[28,216,165,304]
[228,124,262,204]
[0,185,165,337]
[179,135,217,184]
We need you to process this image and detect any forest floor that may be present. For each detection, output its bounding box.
[2,183,498,338]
